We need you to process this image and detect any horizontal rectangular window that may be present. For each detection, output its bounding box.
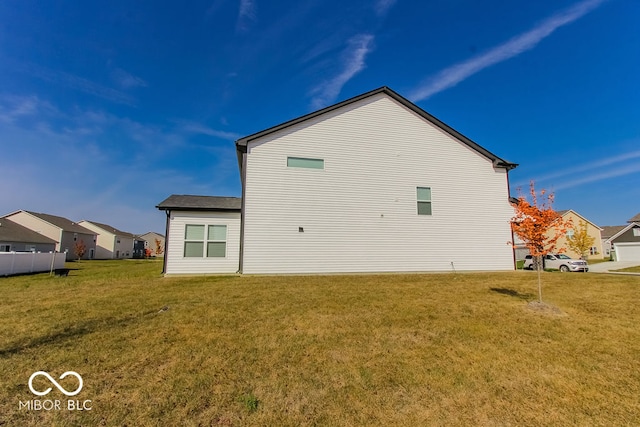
[417,186,432,216]
[287,157,324,169]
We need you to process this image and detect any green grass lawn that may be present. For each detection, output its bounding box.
[614,265,640,273]
[1,260,639,426]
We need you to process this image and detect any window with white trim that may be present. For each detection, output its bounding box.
[417,187,432,215]
[184,224,227,258]
[287,157,324,169]
[633,228,640,237]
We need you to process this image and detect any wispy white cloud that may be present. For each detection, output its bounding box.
[530,149,640,185]
[552,161,640,191]
[14,61,136,105]
[374,0,397,17]
[178,121,242,140]
[0,95,42,123]
[111,68,148,89]
[0,98,240,232]
[236,0,257,32]
[513,148,640,192]
[309,34,375,109]
[409,0,608,102]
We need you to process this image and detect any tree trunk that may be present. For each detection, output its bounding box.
[536,254,543,303]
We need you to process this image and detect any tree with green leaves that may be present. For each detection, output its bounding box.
[566,220,595,260]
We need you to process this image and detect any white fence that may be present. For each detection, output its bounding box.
[0,252,66,276]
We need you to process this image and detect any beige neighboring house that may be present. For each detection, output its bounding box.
[138,232,165,257]
[78,220,135,259]
[0,217,58,253]
[555,210,603,260]
[3,210,97,261]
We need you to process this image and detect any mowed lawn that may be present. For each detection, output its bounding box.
[1,261,639,426]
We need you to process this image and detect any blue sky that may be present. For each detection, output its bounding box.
[1,0,638,234]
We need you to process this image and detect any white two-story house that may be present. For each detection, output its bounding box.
[158,87,518,275]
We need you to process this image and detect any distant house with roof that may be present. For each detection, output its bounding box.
[602,213,640,261]
[512,209,603,261]
[137,231,166,257]
[0,217,58,253]
[555,210,603,260]
[157,87,518,275]
[78,220,136,259]
[3,210,97,261]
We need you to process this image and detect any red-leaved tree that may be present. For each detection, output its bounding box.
[154,238,164,256]
[511,181,571,302]
[74,240,87,261]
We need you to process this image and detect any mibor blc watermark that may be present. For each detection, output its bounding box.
[19,371,92,411]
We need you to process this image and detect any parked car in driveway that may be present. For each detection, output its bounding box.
[523,254,589,272]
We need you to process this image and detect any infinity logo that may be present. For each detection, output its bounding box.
[28,371,83,397]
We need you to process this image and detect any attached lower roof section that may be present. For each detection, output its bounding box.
[156,195,242,212]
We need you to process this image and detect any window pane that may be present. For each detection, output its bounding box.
[418,201,432,215]
[184,242,204,257]
[207,242,226,257]
[287,157,324,169]
[185,224,204,240]
[417,187,431,201]
[208,225,227,241]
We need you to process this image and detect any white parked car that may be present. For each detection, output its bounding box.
[523,254,589,272]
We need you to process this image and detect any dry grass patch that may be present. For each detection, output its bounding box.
[1,261,639,426]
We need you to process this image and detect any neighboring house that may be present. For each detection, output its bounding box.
[600,225,626,257]
[0,217,57,253]
[78,220,135,259]
[157,195,242,274]
[133,238,146,259]
[138,232,166,257]
[158,86,518,274]
[603,213,640,261]
[555,210,603,260]
[511,209,603,261]
[3,211,97,261]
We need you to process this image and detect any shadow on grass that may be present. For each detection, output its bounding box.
[0,310,157,357]
[490,287,535,301]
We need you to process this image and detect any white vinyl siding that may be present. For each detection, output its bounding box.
[165,211,240,274]
[241,93,515,274]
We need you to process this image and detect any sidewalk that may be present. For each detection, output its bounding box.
[588,261,640,275]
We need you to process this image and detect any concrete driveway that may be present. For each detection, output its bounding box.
[588,261,640,273]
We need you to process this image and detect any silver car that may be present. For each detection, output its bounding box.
[523,254,589,272]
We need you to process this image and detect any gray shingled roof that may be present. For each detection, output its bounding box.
[25,211,96,234]
[600,225,627,239]
[82,220,135,238]
[628,212,640,223]
[235,86,518,174]
[0,218,58,244]
[156,195,242,211]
